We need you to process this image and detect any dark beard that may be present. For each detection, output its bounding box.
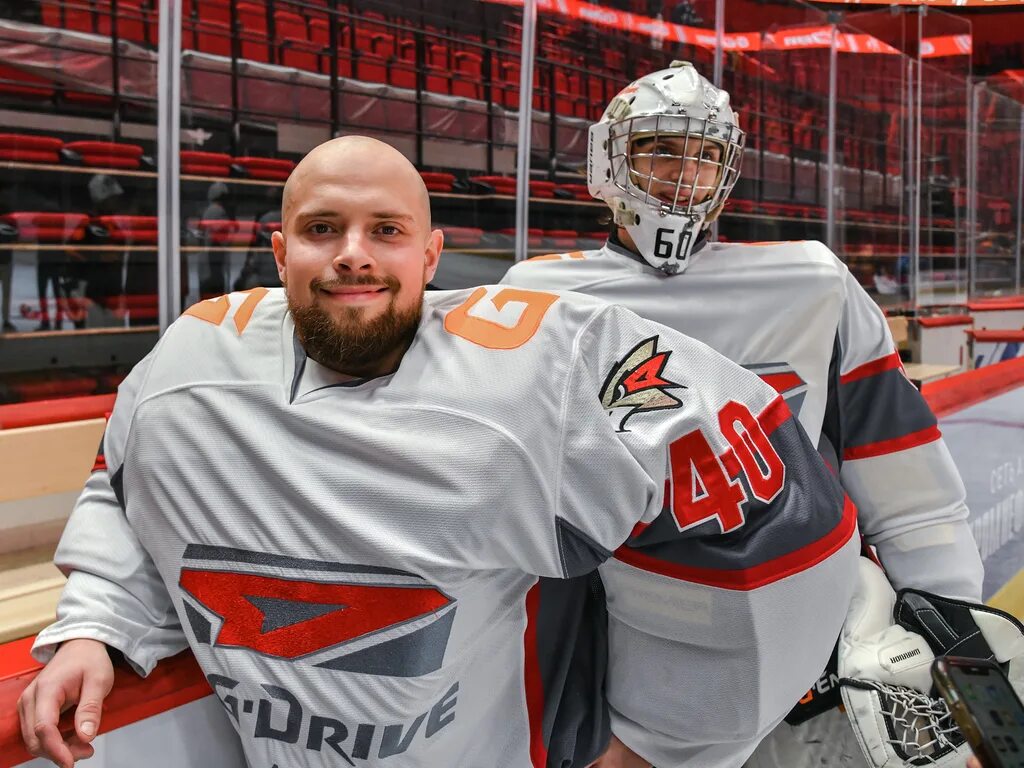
[288,275,422,376]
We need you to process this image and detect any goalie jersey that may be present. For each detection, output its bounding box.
[35,286,857,768]
[503,239,981,601]
[503,242,982,766]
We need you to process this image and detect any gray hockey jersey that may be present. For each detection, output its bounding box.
[34,285,858,768]
[503,240,983,764]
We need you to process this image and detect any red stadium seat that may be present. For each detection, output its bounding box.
[0,212,89,242]
[275,10,321,72]
[443,226,485,247]
[470,175,516,195]
[529,180,556,199]
[425,44,450,95]
[452,52,482,100]
[197,0,231,25]
[0,133,63,164]
[0,64,55,100]
[41,0,95,33]
[96,1,147,45]
[194,219,262,246]
[355,52,388,84]
[96,215,159,245]
[237,1,271,62]
[555,183,592,201]
[546,230,577,249]
[180,150,233,176]
[234,156,295,181]
[194,19,233,57]
[420,171,455,193]
[64,140,144,169]
[498,227,543,246]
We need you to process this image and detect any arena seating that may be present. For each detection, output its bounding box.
[0,212,88,243]
[0,133,63,163]
[180,149,233,175]
[64,140,144,169]
[96,215,159,244]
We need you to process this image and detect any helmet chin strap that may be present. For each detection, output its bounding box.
[614,202,708,275]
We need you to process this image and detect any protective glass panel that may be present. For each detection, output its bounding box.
[917,9,971,308]
[972,85,1022,299]
[717,0,831,246]
[178,0,522,294]
[0,0,160,404]
[836,9,916,311]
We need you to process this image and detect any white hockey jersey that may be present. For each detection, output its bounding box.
[34,285,858,768]
[502,239,984,764]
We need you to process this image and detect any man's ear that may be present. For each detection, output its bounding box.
[271,230,287,286]
[424,228,443,285]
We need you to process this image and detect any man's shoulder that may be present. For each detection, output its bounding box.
[501,247,624,289]
[148,287,288,384]
[702,239,845,273]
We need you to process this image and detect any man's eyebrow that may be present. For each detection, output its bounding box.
[295,209,340,220]
[371,211,415,222]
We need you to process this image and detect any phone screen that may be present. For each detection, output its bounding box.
[948,662,1024,768]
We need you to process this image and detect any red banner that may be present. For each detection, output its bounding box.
[486,0,972,58]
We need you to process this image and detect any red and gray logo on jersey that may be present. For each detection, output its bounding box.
[745,362,808,418]
[600,336,684,432]
[178,545,456,677]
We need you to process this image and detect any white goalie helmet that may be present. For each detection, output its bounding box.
[588,60,745,274]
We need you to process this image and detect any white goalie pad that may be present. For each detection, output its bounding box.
[839,558,1024,768]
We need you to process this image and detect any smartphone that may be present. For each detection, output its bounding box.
[931,656,1024,768]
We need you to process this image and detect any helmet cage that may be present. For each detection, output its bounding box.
[607,112,744,219]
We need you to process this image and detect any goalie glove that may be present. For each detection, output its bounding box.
[839,557,1024,768]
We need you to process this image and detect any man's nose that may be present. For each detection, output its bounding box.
[333,232,374,272]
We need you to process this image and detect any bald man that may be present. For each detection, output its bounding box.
[21,137,858,768]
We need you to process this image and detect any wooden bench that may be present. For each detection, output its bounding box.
[0,398,110,642]
[903,362,962,388]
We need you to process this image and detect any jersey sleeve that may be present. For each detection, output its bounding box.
[31,348,188,676]
[556,304,860,766]
[832,269,983,601]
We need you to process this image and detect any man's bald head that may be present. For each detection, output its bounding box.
[281,136,432,235]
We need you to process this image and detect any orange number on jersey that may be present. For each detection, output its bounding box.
[669,429,747,533]
[444,287,558,350]
[183,287,269,335]
[668,400,785,533]
[718,400,785,502]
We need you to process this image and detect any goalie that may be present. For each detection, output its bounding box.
[501,61,1012,768]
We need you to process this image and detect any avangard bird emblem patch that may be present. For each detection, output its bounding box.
[600,336,684,432]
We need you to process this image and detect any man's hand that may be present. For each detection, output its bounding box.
[588,735,652,768]
[17,639,115,768]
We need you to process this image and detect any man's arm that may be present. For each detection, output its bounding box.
[555,305,860,767]
[32,350,187,673]
[21,350,187,766]
[832,269,983,601]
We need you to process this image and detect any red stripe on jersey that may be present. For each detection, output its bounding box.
[613,495,858,591]
[840,351,903,384]
[760,372,803,395]
[523,582,548,768]
[843,425,942,461]
[759,394,792,434]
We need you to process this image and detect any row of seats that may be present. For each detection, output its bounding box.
[25,0,616,118]
[0,133,297,179]
[0,211,609,250]
[0,211,282,245]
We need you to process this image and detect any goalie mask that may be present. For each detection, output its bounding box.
[588,61,745,274]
